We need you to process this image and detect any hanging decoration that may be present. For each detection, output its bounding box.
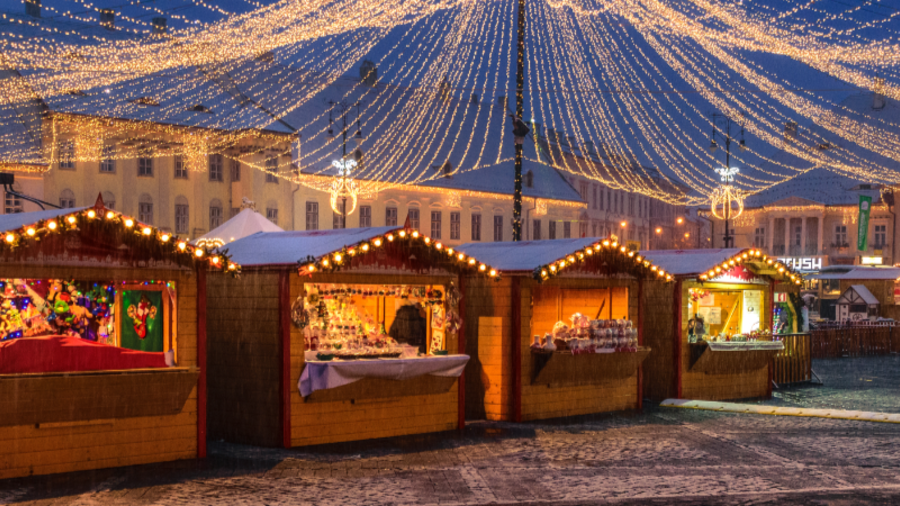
[710,185,745,221]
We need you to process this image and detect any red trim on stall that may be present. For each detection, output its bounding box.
[767,279,776,399]
[197,268,207,459]
[674,279,683,399]
[637,277,644,412]
[457,273,466,432]
[279,271,292,448]
[511,276,522,423]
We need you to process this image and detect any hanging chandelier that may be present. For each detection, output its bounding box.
[330,159,359,216]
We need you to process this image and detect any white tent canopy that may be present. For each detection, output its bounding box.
[193,207,283,247]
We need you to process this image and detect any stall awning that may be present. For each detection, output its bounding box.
[224,227,404,266]
[640,248,802,286]
[457,238,598,271]
[639,248,745,276]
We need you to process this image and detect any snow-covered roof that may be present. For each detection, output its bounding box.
[194,208,283,247]
[222,227,401,266]
[420,158,582,203]
[0,207,88,234]
[456,238,599,272]
[840,285,880,305]
[744,168,883,208]
[809,267,900,281]
[639,248,745,276]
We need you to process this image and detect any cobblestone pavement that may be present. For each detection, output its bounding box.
[3,357,900,506]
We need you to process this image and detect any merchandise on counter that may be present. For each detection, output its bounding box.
[535,312,640,354]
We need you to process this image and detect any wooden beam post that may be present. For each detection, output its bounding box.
[674,279,683,399]
[197,268,207,459]
[279,270,292,448]
[457,273,466,432]
[512,276,522,423]
[637,277,644,412]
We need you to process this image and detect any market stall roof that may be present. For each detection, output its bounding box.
[839,285,880,305]
[640,249,745,276]
[194,208,284,248]
[0,205,238,273]
[224,227,401,267]
[457,238,599,271]
[807,267,900,281]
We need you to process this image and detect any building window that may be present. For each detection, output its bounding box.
[265,158,278,183]
[385,207,398,227]
[493,215,503,241]
[100,145,115,173]
[305,202,318,230]
[532,219,541,240]
[359,205,371,228]
[579,221,588,238]
[175,203,189,234]
[230,160,241,181]
[267,208,278,226]
[138,157,153,177]
[794,225,802,246]
[834,225,848,246]
[408,208,420,229]
[549,221,557,240]
[174,155,187,179]
[599,188,604,210]
[102,191,115,210]
[592,222,597,237]
[59,140,75,170]
[875,224,887,247]
[629,195,635,216]
[4,193,22,214]
[209,201,223,230]
[450,212,461,240]
[209,154,224,182]
[564,222,571,238]
[592,186,597,210]
[139,201,153,225]
[431,210,442,239]
[231,207,240,218]
[754,227,766,248]
[333,210,345,229]
[471,213,481,241]
[59,189,75,209]
[579,181,588,201]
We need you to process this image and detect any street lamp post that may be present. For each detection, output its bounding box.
[511,0,527,241]
[709,113,746,248]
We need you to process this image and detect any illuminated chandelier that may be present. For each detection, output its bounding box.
[330,159,359,216]
[709,185,744,220]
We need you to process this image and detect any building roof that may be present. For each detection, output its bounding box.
[194,208,283,247]
[222,227,402,266]
[743,168,883,208]
[456,238,599,272]
[639,248,745,277]
[809,267,900,281]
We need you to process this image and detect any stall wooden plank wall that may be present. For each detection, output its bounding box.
[679,281,771,401]
[641,280,677,401]
[288,272,459,447]
[464,276,641,422]
[207,272,281,447]
[0,265,199,480]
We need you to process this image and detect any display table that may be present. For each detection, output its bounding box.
[299,355,470,400]
[689,341,784,374]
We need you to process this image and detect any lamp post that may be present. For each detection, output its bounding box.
[709,112,746,248]
[511,0,527,241]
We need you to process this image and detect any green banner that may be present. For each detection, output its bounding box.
[857,195,872,252]
[120,290,164,352]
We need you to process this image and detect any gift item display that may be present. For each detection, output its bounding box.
[0,278,176,351]
[301,282,461,361]
[533,312,639,354]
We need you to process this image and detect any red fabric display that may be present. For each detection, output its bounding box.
[0,335,167,374]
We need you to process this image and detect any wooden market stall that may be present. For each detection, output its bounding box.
[0,198,236,480]
[640,248,803,402]
[206,226,498,448]
[456,237,666,422]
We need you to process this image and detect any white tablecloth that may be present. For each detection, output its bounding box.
[707,341,784,352]
[299,354,470,397]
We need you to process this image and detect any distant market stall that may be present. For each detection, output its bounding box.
[206,227,496,448]
[0,198,236,480]
[640,248,803,402]
[456,237,666,422]
[808,266,900,322]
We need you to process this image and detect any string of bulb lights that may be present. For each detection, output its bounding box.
[2,0,900,209]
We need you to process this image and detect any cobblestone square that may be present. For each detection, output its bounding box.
[3,357,900,505]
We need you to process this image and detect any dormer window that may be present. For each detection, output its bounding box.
[130,96,160,107]
[433,163,452,178]
[191,104,211,113]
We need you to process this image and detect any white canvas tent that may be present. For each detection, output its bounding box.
[194,207,283,248]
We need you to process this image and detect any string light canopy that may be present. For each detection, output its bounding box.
[3,0,900,207]
[297,227,500,279]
